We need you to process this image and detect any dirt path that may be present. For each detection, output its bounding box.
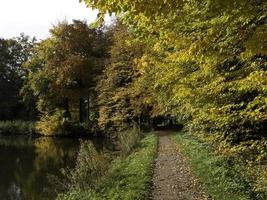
[151,132,208,200]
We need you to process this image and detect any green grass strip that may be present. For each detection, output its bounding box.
[171,132,253,200]
[59,133,157,200]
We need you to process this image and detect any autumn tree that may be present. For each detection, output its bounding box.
[23,20,108,135]
[97,22,145,132]
[83,0,267,142]
[83,1,267,195]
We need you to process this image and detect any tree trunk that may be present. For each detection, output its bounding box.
[64,97,71,119]
[87,91,90,122]
[79,97,83,122]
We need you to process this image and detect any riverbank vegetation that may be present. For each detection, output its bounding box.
[57,133,157,200]
[21,21,110,136]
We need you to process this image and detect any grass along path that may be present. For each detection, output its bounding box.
[171,132,253,200]
[151,132,208,200]
[58,134,158,200]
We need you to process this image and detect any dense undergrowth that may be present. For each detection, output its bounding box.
[117,126,141,157]
[57,133,157,200]
[172,132,267,200]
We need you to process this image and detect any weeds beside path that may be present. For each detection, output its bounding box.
[171,132,253,200]
[58,133,157,200]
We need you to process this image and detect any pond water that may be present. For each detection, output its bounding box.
[0,135,102,200]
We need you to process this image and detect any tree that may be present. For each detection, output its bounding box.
[83,0,267,160]
[23,20,109,135]
[97,22,145,132]
[0,34,36,120]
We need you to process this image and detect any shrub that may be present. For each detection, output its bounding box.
[36,110,89,136]
[252,165,267,199]
[36,110,66,136]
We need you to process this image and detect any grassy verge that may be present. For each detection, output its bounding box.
[171,132,254,200]
[0,121,36,135]
[58,133,158,200]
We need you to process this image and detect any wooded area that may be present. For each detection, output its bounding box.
[0,0,266,199]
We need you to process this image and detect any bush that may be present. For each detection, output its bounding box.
[36,110,66,136]
[0,121,36,135]
[36,110,89,136]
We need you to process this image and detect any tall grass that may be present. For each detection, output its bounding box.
[172,132,255,200]
[51,140,108,196]
[117,125,141,156]
[57,134,157,200]
[67,140,108,189]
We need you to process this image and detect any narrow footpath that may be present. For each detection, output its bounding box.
[151,132,208,200]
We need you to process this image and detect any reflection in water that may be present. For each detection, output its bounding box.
[0,135,81,200]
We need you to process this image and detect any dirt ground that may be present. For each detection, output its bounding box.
[151,132,209,200]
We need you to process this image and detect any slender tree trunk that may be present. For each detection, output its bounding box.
[64,97,71,119]
[138,114,141,129]
[87,91,90,122]
[79,97,83,122]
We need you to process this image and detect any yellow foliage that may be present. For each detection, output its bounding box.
[35,110,66,136]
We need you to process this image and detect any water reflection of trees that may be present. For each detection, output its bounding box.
[0,136,80,200]
[33,138,78,172]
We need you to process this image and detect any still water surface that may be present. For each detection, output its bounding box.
[0,135,96,200]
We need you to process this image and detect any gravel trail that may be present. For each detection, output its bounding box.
[151,132,208,200]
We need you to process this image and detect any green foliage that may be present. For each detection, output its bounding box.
[0,121,36,135]
[252,165,267,199]
[36,109,67,136]
[23,20,109,134]
[57,134,157,200]
[0,34,37,120]
[23,20,92,114]
[1,0,266,197]
[172,132,254,200]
